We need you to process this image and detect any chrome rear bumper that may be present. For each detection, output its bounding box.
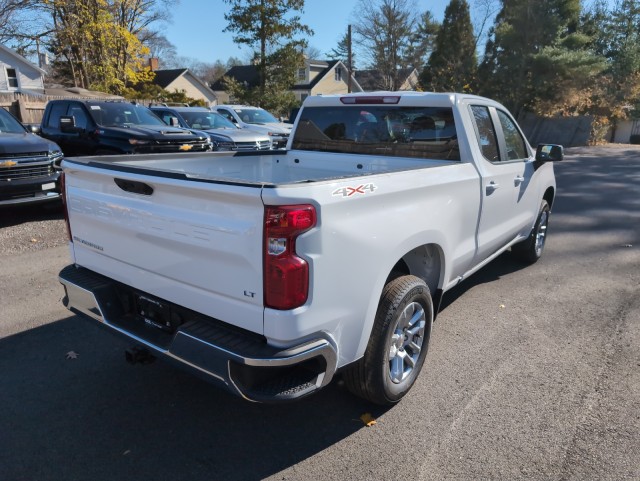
[59,264,337,402]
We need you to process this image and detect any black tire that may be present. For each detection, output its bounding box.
[344,275,433,405]
[512,200,550,264]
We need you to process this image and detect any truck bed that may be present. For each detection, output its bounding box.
[67,149,453,186]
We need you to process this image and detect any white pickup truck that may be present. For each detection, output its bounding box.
[58,92,562,404]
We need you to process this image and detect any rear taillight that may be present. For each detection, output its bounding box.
[60,171,72,242]
[264,205,316,310]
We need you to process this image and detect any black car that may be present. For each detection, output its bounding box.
[39,100,211,156]
[0,108,63,206]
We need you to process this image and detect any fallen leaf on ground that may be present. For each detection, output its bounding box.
[66,351,78,360]
[30,238,38,243]
[360,413,377,427]
[499,304,506,309]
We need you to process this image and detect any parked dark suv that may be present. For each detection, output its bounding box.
[0,107,63,206]
[40,100,211,156]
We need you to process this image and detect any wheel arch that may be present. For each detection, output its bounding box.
[385,243,445,299]
[543,186,555,209]
[353,235,450,363]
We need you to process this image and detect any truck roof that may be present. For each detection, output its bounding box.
[301,91,504,109]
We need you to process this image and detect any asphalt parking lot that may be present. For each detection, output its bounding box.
[0,145,638,481]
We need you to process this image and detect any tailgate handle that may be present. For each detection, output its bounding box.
[114,178,153,196]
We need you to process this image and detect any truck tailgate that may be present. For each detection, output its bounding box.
[64,161,265,335]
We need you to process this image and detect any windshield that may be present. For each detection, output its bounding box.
[181,111,238,130]
[88,103,166,127]
[234,108,279,124]
[291,106,459,161]
[0,108,27,134]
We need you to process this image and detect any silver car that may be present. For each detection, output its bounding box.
[150,106,272,151]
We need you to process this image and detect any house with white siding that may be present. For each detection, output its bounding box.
[0,44,46,93]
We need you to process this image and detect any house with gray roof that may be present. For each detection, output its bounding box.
[151,68,217,106]
[211,59,362,104]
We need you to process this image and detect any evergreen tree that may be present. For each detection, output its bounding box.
[327,31,356,71]
[580,0,640,139]
[528,33,606,116]
[419,0,476,92]
[479,0,581,116]
[405,10,440,71]
[602,0,640,113]
[223,0,312,112]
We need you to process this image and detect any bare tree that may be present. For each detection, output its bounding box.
[353,0,418,90]
[471,0,499,50]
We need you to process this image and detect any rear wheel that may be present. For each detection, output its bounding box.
[512,200,550,264]
[344,275,433,405]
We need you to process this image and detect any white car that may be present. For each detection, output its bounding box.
[213,105,292,149]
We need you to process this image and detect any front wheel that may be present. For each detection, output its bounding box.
[512,200,550,264]
[344,275,433,405]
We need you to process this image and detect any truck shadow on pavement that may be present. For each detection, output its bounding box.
[0,315,390,481]
[551,147,640,237]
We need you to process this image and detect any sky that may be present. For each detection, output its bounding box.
[163,0,616,66]
[164,0,453,65]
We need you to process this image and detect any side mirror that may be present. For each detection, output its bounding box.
[536,144,564,162]
[60,115,82,133]
[25,124,41,134]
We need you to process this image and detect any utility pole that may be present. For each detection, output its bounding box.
[347,24,352,93]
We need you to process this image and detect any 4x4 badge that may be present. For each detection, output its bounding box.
[332,183,377,197]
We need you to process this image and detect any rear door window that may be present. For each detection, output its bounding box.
[496,110,528,160]
[470,105,500,162]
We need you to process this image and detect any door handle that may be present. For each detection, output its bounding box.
[486,181,499,194]
[514,175,525,185]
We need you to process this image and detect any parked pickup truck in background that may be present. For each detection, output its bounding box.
[0,107,63,206]
[58,92,563,404]
[39,100,211,156]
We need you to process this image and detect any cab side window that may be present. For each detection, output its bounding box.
[46,103,68,129]
[218,110,236,123]
[154,110,173,125]
[497,110,528,160]
[470,105,499,162]
[68,104,89,130]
